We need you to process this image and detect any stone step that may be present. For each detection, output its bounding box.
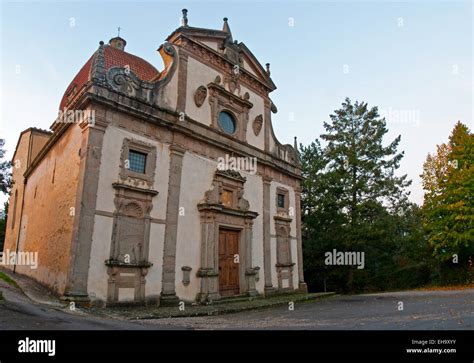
[203,295,261,305]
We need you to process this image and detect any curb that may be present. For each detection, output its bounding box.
[0,267,67,309]
[114,292,337,320]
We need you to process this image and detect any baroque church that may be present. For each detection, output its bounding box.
[3,10,307,306]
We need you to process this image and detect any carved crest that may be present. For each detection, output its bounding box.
[253,114,263,136]
[194,86,208,107]
[106,67,153,103]
[224,69,241,94]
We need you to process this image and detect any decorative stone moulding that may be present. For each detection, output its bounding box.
[194,85,207,107]
[207,80,253,142]
[253,114,263,136]
[106,67,154,103]
[195,168,259,303]
[105,42,178,106]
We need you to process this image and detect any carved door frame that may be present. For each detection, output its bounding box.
[196,169,259,302]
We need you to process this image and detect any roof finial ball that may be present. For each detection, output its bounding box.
[266,63,271,76]
[181,9,188,27]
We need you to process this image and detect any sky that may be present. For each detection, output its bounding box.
[0,0,472,208]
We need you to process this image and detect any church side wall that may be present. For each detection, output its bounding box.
[3,134,31,266]
[8,124,82,294]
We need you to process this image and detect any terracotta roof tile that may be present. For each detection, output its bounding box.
[59,45,159,110]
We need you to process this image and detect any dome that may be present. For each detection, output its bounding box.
[59,37,160,110]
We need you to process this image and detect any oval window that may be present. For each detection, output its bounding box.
[218,111,236,134]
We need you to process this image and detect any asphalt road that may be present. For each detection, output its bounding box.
[151,289,474,330]
[0,281,174,330]
[0,279,473,330]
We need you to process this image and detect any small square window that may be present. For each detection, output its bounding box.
[128,150,147,174]
[277,194,285,209]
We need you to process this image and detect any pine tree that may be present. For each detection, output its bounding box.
[301,98,414,292]
[321,98,411,220]
[320,98,412,291]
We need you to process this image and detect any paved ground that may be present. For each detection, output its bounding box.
[147,289,473,330]
[0,279,177,330]
[1,274,473,330]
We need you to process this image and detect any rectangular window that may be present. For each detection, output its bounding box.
[128,150,147,174]
[277,193,285,209]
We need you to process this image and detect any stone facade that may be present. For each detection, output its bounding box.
[3,11,307,307]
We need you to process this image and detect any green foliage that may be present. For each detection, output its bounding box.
[301,98,429,293]
[0,272,19,288]
[421,121,474,283]
[0,140,12,195]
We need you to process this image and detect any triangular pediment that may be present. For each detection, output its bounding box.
[167,26,276,92]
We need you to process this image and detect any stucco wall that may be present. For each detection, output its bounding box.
[87,122,170,301]
[241,85,265,150]
[8,124,82,294]
[175,152,216,301]
[240,171,264,292]
[94,123,170,220]
[3,133,31,260]
[242,59,258,77]
[184,56,220,127]
[29,133,50,164]
[269,181,299,289]
[155,61,178,111]
[174,151,267,300]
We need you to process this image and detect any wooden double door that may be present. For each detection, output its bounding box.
[218,228,240,296]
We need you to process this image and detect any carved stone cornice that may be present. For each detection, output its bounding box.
[112,182,159,196]
[274,215,292,223]
[196,268,219,278]
[175,35,271,97]
[207,82,253,109]
[215,169,247,182]
[62,85,303,178]
[105,259,153,268]
[197,203,258,220]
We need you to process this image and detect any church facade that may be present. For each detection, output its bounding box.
[3,11,307,306]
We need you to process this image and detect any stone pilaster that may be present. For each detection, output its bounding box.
[160,144,185,305]
[176,49,188,113]
[263,98,271,153]
[262,175,275,295]
[295,186,307,293]
[244,219,258,296]
[63,107,109,305]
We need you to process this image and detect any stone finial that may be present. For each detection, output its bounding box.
[266,63,271,76]
[223,17,233,41]
[294,136,298,150]
[181,9,188,27]
[91,39,106,84]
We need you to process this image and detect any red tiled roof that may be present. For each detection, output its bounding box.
[59,45,160,110]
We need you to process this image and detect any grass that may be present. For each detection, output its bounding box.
[0,271,19,288]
